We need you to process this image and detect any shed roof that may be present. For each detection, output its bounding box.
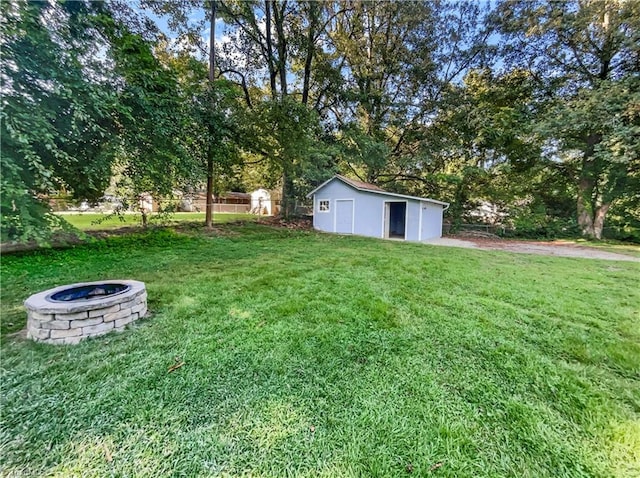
[335,174,385,192]
[306,175,449,207]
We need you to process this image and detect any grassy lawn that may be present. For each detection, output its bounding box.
[1,224,639,477]
[58,212,255,231]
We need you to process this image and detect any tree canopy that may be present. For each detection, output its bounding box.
[2,0,639,242]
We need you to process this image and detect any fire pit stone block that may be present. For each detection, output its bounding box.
[25,280,147,345]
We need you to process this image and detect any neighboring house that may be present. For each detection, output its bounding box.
[306,175,449,241]
[468,200,507,225]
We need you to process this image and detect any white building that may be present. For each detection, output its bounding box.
[251,189,272,215]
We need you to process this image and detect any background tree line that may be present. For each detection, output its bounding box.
[2,0,638,243]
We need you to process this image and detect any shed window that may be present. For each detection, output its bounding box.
[318,200,330,212]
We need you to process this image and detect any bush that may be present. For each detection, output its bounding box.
[500,208,581,239]
[602,225,640,243]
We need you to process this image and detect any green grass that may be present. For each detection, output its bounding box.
[58,212,255,231]
[1,225,639,477]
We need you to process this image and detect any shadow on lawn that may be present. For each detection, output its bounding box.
[0,225,285,337]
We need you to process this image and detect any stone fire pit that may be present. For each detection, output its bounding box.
[24,280,147,345]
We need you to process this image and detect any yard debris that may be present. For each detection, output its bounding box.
[168,362,185,373]
[309,425,315,433]
[406,463,414,474]
[104,444,113,462]
[453,230,502,240]
[429,462,443,471]
[168,357,185,373]
[257,216,312,230]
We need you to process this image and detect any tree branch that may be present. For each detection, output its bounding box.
[218,68,253,108]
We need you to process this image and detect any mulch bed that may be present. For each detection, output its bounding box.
[1,217,314,254]
[256,216,313,230]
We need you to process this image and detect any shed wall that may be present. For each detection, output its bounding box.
[312,180,356,233]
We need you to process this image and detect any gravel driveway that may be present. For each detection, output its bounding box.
[424,237,640,262]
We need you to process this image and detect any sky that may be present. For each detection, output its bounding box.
[134,1,227,54]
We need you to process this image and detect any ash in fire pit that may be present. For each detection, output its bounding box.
[25,280,147,345]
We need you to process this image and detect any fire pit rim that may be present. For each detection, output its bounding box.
[24,280,146,314]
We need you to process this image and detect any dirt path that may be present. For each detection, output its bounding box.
[424,237,640,262]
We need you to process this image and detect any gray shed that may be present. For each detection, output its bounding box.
[306,175,449,241]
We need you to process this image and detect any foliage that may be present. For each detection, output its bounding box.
[142,0,254,225]
[213,0,332,216]
[245,97,323,209]
[4,0,640,242]
[328,1,495,187]
[1,0,207,241]
[501,203,582,239]
[397,68,551,228]
[495,0,640,238]
[539,78,640,234]
[1,0,118,243]
[106,25,202,224]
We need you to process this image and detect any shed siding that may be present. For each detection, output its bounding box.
[352,190,385,238]
[420,202,444,240]
[312,178,444,241]
[406,201,421,241]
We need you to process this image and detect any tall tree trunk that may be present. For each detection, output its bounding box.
[139,194,149,228]
[281,170,295,219]
[576,176,595,237]
[593,203,610,240]
[266,0,293,217]
[576,134,608,239]
[274,0,288,98]
[205,150,215,227]
[576,175,611,239]
[264,0,278,99]
[301,2,318,106]
[205,0,217,228]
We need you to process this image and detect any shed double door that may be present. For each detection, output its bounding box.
[334,199,354,234]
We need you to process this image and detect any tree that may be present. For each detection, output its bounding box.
[205,0,218,227]
[105,21,201,226]
[217,0,327,217]
[1,0,118,243]
[495,0,640,239]
[142,0,222,226]
[541,79,639,239]
[323,0,495,195]
[440,69,578,235]
[152,23,248,216]
[326,0,432,183]
[1,1,209,241]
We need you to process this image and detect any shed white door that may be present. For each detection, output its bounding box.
[420,203,443,240]
[334,199,354,234]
